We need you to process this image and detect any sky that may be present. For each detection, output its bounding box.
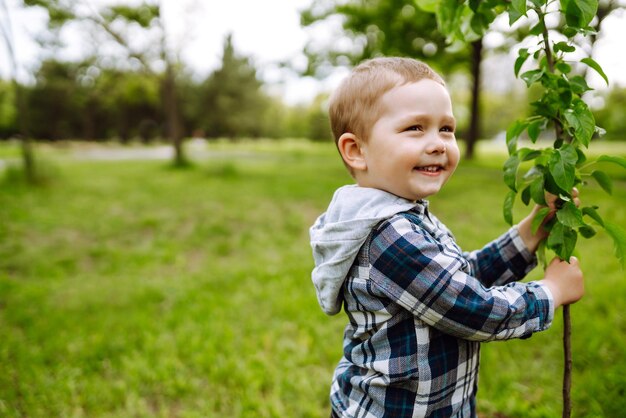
[1,0,626,104]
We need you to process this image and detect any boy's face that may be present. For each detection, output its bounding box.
[357,79,460,201]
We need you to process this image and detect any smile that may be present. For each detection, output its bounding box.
[414,165,443,173]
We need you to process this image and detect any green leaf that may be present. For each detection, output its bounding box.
[530,175,547,205]
[532,207,551,235]
[581,57,608,85]
[563,101,595,147]
[561,0,599,29]
[436,0,467,40]
[544,168,567,195]
[503,190,516,226]
[556,201,586,229]
[582,206,605,227]
[554,41,576,53]
[524,163,547,179]
[519,147,542,161]
[548,144,578,192]
[506,120,527,154]
[590,170,613,195]
[514,49,530,77]
[470,13,487,36]
[579,225,596,239]
[562,26,579,38]
[596,155,626,170]
[556,61,572,74]
[529,20,546,36]
[527,119,543,142]
[569,75,591,94]
[576,148,587,166]
[521,186,531,205]
[547,221,578,260]
[604,221,626,268]
[108,4,160,27]
[521,69,544,86]
[503,154,520,192]
[511,0,527,15]
[509,0,527,24]
[415,0,439,12]
[508,8,524,25]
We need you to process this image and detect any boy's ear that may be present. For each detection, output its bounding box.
[337,133,367,172]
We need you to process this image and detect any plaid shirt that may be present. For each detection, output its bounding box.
[331,203,554,418]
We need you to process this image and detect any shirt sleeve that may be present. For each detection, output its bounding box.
[368,215,554,342]
[463,226,537,287]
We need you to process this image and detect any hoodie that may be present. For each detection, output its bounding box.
[309,185,421,315]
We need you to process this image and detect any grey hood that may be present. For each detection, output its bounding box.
[310,185,421,315]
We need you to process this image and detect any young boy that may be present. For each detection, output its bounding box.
[309,57,584,417]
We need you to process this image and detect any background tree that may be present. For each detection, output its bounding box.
[25,60,86,140]
[300,0,487,158]
[0,79,16,137]
[90,1,186,165]
[594,86,626,139]
[193,34,269,140]
[0,0,35,182]
[21,0,187,165]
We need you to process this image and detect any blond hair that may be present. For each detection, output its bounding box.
[328,57,445,145]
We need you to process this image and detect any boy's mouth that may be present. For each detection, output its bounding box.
[414,165,444,173]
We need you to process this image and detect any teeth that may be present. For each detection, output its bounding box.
[417,166,440,172]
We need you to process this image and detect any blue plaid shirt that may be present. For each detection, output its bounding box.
[330,203,554,417]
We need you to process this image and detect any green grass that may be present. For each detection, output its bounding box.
[1,140,625,417]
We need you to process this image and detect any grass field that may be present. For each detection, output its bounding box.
[1,139,625,417]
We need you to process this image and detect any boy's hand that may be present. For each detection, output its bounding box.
[518,188,580,252]
[544,187,581,216]
[541,257,584,308]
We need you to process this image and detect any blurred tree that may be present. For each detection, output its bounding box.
[26,60,87,140]
[300,0,487,158]
[282,104,310,139]
[0,0,36,182]
[93,1,187,165]
[22,0,188,165]
[594,87,626,140]
[306,93,332,141]
[0,79,16,138]
[22,57,163,141]
[95,68,161,142]
[195,34,269,139]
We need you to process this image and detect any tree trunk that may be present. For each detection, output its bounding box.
[466,38,483,160]
[14,83,36,183]
[163,63,185,166]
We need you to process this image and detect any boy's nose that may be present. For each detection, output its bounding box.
[427,136,447,154]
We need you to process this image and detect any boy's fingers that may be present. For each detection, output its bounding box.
[549,257,563,265]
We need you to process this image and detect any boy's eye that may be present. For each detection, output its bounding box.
[440,126,455,133]
[405,125,423,132]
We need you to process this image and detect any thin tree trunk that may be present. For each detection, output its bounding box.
[562,305,572,418]
[540,13,573,417]
[163,63,185,166]
[14,83,35,183]
[466,38,483,160]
